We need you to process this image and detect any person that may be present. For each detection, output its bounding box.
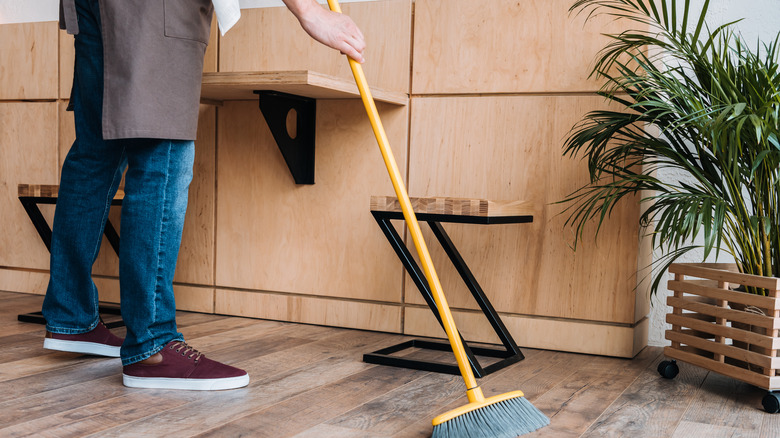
[43,0,365,391]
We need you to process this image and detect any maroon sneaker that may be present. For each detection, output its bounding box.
[43,321,123,357]
[122,341,249,390]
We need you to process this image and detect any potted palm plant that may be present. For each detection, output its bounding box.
[562,0,780,411]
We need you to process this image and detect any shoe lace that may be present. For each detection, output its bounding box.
[170,341,203,362]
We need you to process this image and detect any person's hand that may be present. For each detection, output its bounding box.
[283,0,366,63]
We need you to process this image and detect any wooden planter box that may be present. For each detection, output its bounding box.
[665,263,780,391]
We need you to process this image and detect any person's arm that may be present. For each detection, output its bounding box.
[282,0,366,63]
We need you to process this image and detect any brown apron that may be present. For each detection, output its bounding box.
[60,0,214,141]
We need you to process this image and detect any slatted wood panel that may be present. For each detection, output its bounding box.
[218,1,411,93]
[370,195,534,218]
[214,100,408,303]
[406,95,643,325]
[665,263,780,391]
[412,0,637,94]
[3,290,780,437]
[0,22,58,100]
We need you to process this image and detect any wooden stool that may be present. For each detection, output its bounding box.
[365,196,534,377]
[16,184,124,328]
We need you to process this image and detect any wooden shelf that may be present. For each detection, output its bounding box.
[200,70,408,106]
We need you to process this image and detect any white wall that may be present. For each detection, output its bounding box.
[649,0,780,347]
[0,0,58,24]
[0,0,381,24]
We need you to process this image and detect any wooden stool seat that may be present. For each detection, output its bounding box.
[370,195,533,217]
[364,195,534,377]
[18,184,125,201]
[16,184,124,328]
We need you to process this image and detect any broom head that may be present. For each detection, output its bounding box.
[431,390,549,438]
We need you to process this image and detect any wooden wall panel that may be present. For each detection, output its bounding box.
[215,289,401,333]
[94,279,214,314]
[174,104,217,285]
[412,0,629,94]
[0,270,50,296]
[215,100,407,302]
[406,96,642,324]
[0,22,58,100]
[204,17,219,73]
[58,104,216,284]
[219,0,411,93]
[0,103,59,271]
[59,30,74,100]
[404,306,648,358]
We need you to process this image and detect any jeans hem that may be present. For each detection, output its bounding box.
[121,335,184,366]
[45,317,100,335]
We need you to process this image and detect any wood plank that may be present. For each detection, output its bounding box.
[670,263,780,292]
[0,22,58,100]
[665,330,780,370]
[381,348,577,437]
[87,357,374,436]
[581,349,707,438]
[2,392,194,438]
[664,346,780,391]
[522,347,660,437]
[666,312,780,350]
[201,71,407,105]
[668,279,780,310]
[17,184,125,200]
[370,195,534,218]
[194,366,426,437]
[667,296,779,330]
[672,421,762,438]
[319,372,464,435]
[678,371,767,435]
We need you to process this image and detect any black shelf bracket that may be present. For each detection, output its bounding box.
[255,90,316,185]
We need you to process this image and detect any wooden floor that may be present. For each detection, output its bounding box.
[2,290,779,437]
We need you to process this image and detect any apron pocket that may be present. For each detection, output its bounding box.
[163,0,213,44]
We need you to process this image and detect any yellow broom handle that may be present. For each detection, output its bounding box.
[326,0,481,395]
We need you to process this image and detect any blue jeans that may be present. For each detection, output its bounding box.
[42,0,192,365]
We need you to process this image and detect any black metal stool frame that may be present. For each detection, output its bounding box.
[17,193,124,329]
[364,210,533,377]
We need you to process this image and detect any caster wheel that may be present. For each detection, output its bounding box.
[657,360,679,379]
[763,392,780,413]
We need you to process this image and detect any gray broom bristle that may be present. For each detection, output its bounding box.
[431,396,549,438]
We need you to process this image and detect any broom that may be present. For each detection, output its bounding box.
[325,1,550,436]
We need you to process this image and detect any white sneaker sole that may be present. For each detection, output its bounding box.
[122,373,250,391]
[44,338,121,358]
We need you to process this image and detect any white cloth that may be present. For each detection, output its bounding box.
[212,0,242,35]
